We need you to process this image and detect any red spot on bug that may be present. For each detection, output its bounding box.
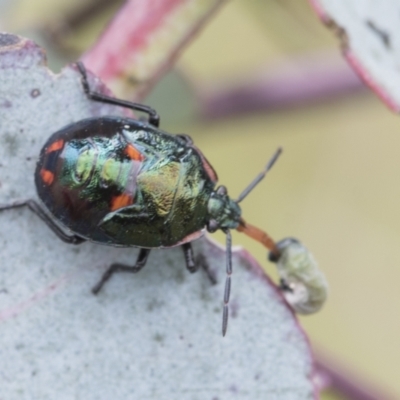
[110,193,133,211]
[125,144,144,161]
[46,139,64,154]
[40,169,54,185]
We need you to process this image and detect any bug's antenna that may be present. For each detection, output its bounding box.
[236,147,282,204]
[222,229,232,337]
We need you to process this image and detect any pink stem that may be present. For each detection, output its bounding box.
[197,52,365,119]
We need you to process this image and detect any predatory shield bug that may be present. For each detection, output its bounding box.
[0,62,290,336]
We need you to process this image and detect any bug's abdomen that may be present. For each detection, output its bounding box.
[35,117,216,248]
[35,132,144,241]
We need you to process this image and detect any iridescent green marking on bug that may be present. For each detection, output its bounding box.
[59,135,141,206]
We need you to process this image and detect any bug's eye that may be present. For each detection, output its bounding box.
[207,219,219,233]
[216,185,227,196]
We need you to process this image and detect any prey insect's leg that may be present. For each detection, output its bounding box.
[181,243,198,273]
[76,61,160,128]
[0,200,85,245]
[92,248,151,294]
[279,278,294,293]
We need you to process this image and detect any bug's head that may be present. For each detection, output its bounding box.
[207,185,241,233]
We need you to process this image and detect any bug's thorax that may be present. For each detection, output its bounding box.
[206,185,241,233]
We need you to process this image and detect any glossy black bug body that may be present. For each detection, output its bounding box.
[35,116,218,249]
[0,62,283,336]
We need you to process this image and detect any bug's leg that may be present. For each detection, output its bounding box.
[76,61,160,128]
[176,134,193,145]
[194,252,217,285]
[222,229,232,337]
[92,248,151,294]
[0,200,85,245]
[181,242,198,273]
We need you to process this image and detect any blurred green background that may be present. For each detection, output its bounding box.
[2,0,400,398]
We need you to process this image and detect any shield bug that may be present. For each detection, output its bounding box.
[0,62,287,336]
